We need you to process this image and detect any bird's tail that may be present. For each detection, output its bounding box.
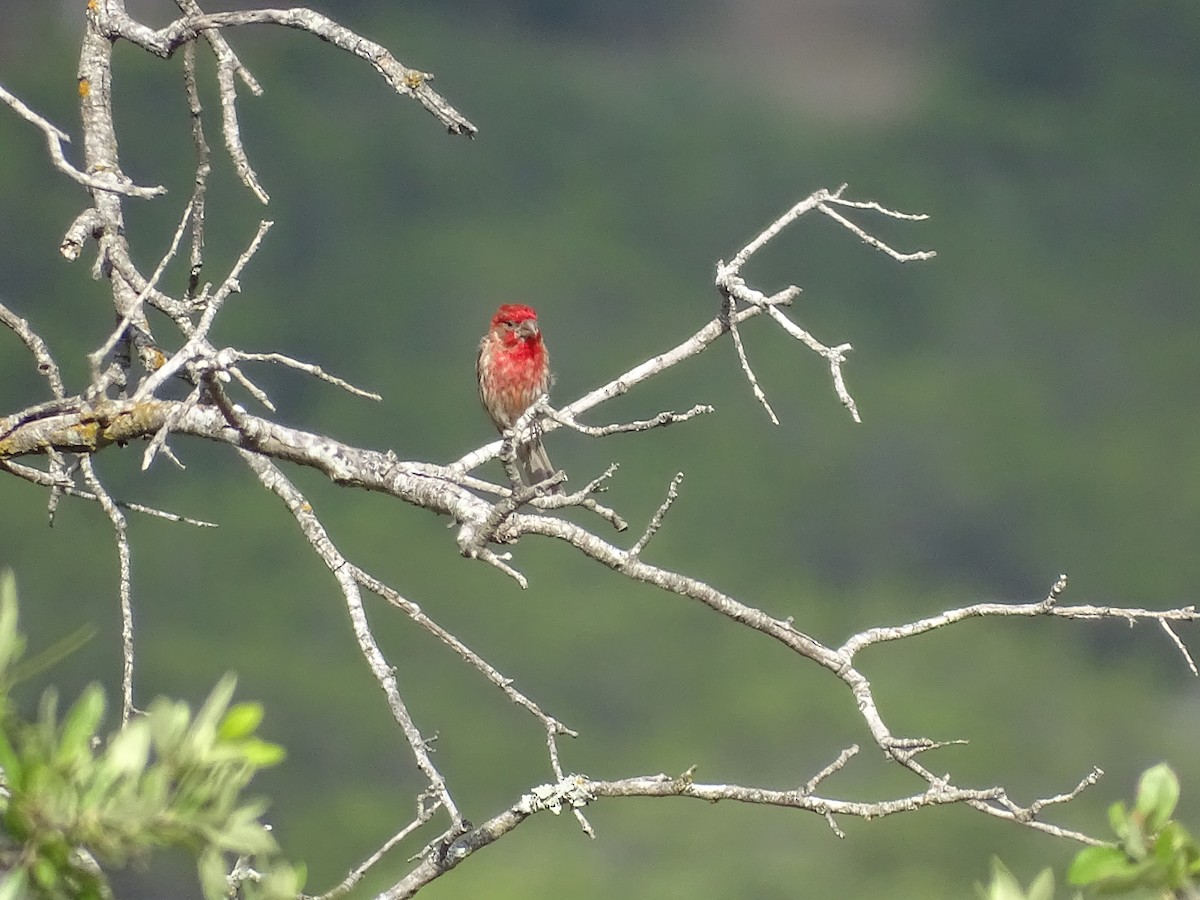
[518,432,563,495]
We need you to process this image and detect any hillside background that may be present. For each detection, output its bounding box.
[1,1,1198,897]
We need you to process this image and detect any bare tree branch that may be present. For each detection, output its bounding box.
[0,299,66,398]
[379,762,1106,898]
[625,472,684,561]
[838,573,1199,668]
[306,809,437,900]
[2,3,1191,896]
[545,401,713,436]
[95,4,476,137]
[231,352,382,401]
[0,458,217,527]
[78,455,137,722]
[237,449,465,831]
[0,81,166,198]
[88,197,197,382]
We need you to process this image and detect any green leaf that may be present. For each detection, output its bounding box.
[31,855,59,890]
[103,718,152,775]
[238,737,286,768]
[140,765,170,809]
[147,697,191,756]
[188,674,238,756]
[1135,763,1180,834]
[260,862,305,899]
[197,846,229,900]
[8,624,95,686]
[0,870,27,900]
[0,726,22,792]
[1107,800,1130,840]
[1124,818,1148,861]
[57,683,105,765]
[0,612,299,900]
[1026,867,1055,900]
[980,858,1026,900]
[216,818,276,856]
[1152,821,1200,889]
[1152,820,1191,859]
[37,687,59,736]
[0,570,23,678]
[1068,845,1139,886]
[291,862,307,893]
[218,702,263,741]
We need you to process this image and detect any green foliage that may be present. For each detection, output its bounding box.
[978,858,1056,900]
[0,571,303,900]
[985,765,1200,899]
[1068,764,1200,897]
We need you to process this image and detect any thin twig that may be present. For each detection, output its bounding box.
[1160,621,1198,677]
[765,306,861,423]
[1,458,217,526]
[174,0,264,98]
[546,402,713,437]
[0,299,66,398]
[802,745,860,796]
[1024,767,1105,820]
[181,38,211,298]
[238,450,464,828]
[232,352,382,400]
[89,197,195,381]
[78,455,136,722]
[728,313,779,424]
[542,727,595,837]
[839,577,1199,662]
[213,48,268,203]
[0,82,165,198]
[529,463,628,531]
[818,198,937,263]
[133,219,273,400]
[624,473,684,562]
[306,811,437,900]
[476,548,529,588]
[103,7,477,136]
[713,186,934,424]
[352,569,575,739]
[142,384,202,471]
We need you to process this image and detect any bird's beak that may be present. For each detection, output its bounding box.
[515,320,539,338]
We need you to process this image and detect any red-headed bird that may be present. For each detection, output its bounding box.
[477,303,561,493]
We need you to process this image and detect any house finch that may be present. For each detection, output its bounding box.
[477,303,562,493]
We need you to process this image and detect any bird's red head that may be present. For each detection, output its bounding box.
[490,303,541,345]
[491,303,538,329]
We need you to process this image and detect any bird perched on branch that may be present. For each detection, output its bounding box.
[477,303,562,493]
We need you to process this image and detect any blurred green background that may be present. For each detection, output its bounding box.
[2,1,1199,897]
